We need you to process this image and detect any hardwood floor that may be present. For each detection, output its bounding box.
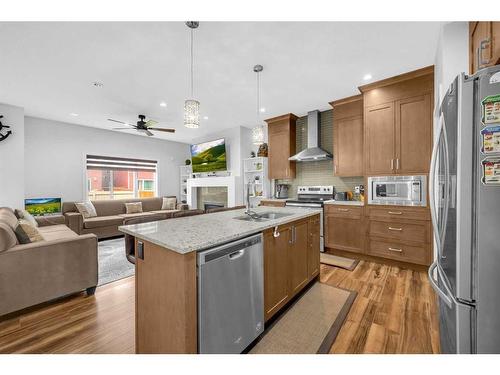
[0,260,439,354]
[321,261,440,354]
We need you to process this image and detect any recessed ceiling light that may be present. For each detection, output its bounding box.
[363,74,372,81]
[203,116,209,120]
[70,113,79,117]
[92,81,104,87]
[160,102,167,107]
[259,107,266,113]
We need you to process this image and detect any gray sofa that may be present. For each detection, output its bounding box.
[62,196,187,240]
[0,207,98,317]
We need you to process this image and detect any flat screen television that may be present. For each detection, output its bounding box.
[190,138,227,173]
[24,198,62,216]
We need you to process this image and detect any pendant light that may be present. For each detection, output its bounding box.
[252,64,265,145]
[184,21,200,129]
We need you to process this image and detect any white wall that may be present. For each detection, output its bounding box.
[0,103,25,208]
[24,116,190,202]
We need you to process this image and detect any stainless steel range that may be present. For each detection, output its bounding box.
[285,185,334,252]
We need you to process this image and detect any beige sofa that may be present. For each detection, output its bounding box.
[62,196,187,240]
[0,207,98,316]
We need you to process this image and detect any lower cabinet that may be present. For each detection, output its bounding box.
[324,205,365,254]
[263,214,320,322]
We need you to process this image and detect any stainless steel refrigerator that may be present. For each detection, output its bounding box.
[429,65,500,354]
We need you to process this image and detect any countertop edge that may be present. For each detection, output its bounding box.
[119,209,321,255]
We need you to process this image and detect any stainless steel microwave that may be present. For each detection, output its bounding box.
[367,175,427,206]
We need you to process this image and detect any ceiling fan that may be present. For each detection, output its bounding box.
[108,114,175,136]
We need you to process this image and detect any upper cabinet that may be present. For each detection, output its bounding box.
[330,95,364,177]
[470,22,500,75]
[265,114,298,179]
[359,66,434,176]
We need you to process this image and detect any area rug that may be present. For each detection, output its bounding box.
[97,238,135,286]
[249,283,356,354]
[320,252,359,271]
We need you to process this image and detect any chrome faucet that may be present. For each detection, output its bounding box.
[245,182,261,219]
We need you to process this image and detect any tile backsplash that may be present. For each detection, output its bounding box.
[277,109,364,196]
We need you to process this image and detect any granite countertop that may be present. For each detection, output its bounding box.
[324,200,365,206]
[119,206,321,254]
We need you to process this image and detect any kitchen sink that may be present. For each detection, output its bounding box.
[233,211,293,222]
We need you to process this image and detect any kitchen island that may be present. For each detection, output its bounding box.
[119,206,321,354]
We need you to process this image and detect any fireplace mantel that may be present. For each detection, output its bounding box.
[186,176,243,209]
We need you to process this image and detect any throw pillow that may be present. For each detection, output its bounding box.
[125,202,143,214]
[161,197,177,210]
[75,201,97,219]
[15,219,44,244]
[15,209,39,227]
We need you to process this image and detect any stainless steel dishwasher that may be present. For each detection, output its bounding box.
[197,233,264,354]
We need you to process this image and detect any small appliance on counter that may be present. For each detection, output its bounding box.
[353,185,365,202]
[334,192,348,201]
[275,184,290,199]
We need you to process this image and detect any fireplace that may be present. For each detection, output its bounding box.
[196,186,228,211]
[204,202,225,211]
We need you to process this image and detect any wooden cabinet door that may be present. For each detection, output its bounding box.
[334,115,363,176]
[268,123,294,179]
[263,226,291,321]
[470,22,494,74]
[325,215,365,254]
[307,215,320,279]
[288,220,309,297]
[493,22,500,66]
[365,102,395,175]
[395,94,432,174]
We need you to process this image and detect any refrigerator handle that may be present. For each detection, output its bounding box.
[428,261,454,308]
[429,113,444,255]
[441,115,451,253]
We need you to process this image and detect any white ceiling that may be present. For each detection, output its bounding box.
[0,22,443,143]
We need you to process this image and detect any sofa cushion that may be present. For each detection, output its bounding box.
[118,212,159,220]
[15,209,39,227]
[75,201,97,219]
[161,197,177,210]
[83,215,124,229]
[150,209,178,218]
[125,202,143,214]
[0,222,17,252]
[0,207,19,230]
[38,224,78,241]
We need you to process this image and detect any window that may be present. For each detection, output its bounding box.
[86,155,158,200]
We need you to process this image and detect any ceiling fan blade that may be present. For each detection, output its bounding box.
[139,129,154,137]
[107,118,128,125]
[112,127,136,130]
[145,119,158,127]
[150,127,176,133]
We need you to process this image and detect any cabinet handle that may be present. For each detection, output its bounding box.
[396,158,400,170]
[388,211,403,215]
[137,241,144,260]
[337,208,349,212]
[334,164,337,174]
[390,159,394,170]
[388,247,403,253]
[388,227,403,231]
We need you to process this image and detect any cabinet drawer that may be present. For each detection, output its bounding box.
[367,207,430,221]
[369,220,427,243]
[367,238,430,265]
[324,205,363,219]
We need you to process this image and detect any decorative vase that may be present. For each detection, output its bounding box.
[257,143,268,157]
[185,159,191,165]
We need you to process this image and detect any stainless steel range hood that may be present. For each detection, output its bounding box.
[289,110,332,162]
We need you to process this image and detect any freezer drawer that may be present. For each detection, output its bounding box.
[197,234,264,354]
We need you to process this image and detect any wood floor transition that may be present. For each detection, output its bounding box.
[0,260,440,354]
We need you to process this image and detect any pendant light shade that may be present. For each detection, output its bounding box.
[252,64,265,145]
[252,125,264,145]
[184,99,200,128]
[184,22,200,129]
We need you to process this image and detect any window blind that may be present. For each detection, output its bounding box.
[86,155,157,173]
